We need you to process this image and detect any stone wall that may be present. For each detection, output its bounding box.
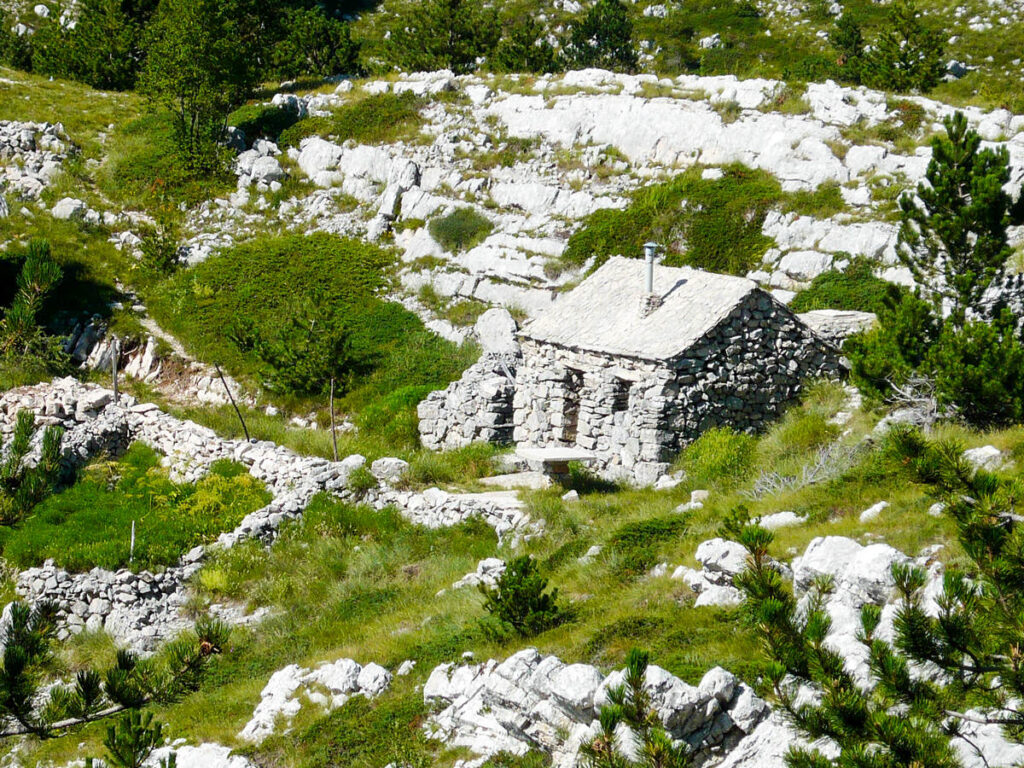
[417,352,519,450]
[513,290,842,484]
[2,378,539,651]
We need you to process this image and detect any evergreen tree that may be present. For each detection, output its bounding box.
[581,649,690,768]
[138,0,261,172]
[102,711,165,768]
[562,0,638,73]
[861,0,943,93]
[733,426,1024,767]
[62,0,152,91]
[0,411,64,526]
[0,610,228,737]
[490,17,560,74]
[273,7,361,79]
[384,0,499,75]
[0,239,63,364]
[897,111,1013,326]
[479,555,566,637]
[828,14,864,83]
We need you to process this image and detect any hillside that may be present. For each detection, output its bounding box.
[0,0,1024,766]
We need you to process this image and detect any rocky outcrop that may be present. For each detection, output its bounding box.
[424,648,769,768]
[239,658,392,744]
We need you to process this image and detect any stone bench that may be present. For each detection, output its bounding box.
[515,446,597,484]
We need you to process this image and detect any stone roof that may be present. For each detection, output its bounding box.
[520,257,760,360]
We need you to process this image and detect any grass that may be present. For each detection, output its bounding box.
[280,92,426,148]
[0,444,270,572]
[144,232,476,442]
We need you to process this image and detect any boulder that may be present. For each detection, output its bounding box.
[370,457,410,484]
[963,445,1007,473]
[474,308,519,356]
[51,197,86,220]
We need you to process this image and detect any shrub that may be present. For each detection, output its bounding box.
[383,0,499,74]
[429,208,493,253]
[845,289,940,401]
[607,515,689,578]
[480,555,566,637]
[228,104,301,144]
[272,8,361,80]
[928,311,1024,427]
[489,18,560,74]
[861,0,943,93]
[680,426,756,486]
[278,116,332,149]
[561,0,638,72]
[562,164,779,275]
[331,92,425,144]
[0,411,64,526]
[789,257,894,314]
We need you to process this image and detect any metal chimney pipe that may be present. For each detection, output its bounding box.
[644,242,659,293]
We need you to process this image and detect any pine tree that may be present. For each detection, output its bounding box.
[862,0,943,93]
[580,649,690,768]
[897,111,1013,327]
[733,426,1024,767]
[0,239,63,361]
[490,17,560,74]
[479,555,566,637]
[0,410,64,526]
[384,0,499,75]
[562,0,638,73]
[0,610,228,738]
[103,711,164,768]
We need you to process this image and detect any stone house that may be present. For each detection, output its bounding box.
[511,257,842,483]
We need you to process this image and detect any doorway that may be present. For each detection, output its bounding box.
[562,368,583,444]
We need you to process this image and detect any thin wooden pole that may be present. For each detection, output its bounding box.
[329,377,338,462]
[215,363,250,442]
[110,339,119,404]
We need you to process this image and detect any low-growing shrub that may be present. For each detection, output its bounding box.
[346,466,379,496]
[607,514,689,578]
[562,164,780,275]
[331,92,424,145]
[228,103,300,144]
[2,444,270,572]
[429,208,493,253]
[790,257,894,314]
[679,426,756,486]
[480,555,567,637]
[278,116,332,149]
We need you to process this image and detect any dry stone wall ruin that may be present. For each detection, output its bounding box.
[1,378,539,652]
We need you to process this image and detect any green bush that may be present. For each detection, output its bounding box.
[489,18,559,73]
[148,233,471,417]
[272,8,361,80]
[429,208,494,253]
[845,289,941,401]
[331,92,425,145]
[680,426,757,485]
[929,311,1024,428]
[480,555,567,637]
[278,116,332,149]
[2,444,270,572]
[607,515,690,578]
[790,257,894,314]
[561,0,637,72]
[563,164,779,275]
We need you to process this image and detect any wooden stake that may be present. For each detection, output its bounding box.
[111,339,119,404]
[215,363,250,442]
[329,377,338,462]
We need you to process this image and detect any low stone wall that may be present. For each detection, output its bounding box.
[2,378,538,651]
